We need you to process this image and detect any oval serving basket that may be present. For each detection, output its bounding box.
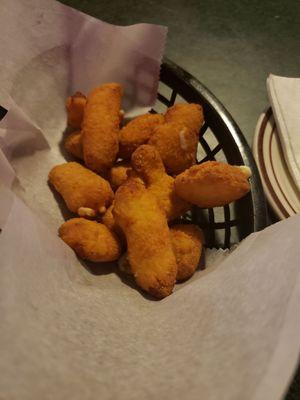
[153,59,268,248]
[0,60,268,249]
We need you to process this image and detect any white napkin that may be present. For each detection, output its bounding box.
[0,95,49,186]
[1,184,300,400]
[267,74,300,195]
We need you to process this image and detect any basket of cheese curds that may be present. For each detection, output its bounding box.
[48,59,268,299]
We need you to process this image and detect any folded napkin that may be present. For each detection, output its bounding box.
[267,74,300,195]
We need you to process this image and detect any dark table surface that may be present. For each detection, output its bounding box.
[60,1,300,398]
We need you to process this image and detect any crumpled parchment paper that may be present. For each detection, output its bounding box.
[0,1,299,400]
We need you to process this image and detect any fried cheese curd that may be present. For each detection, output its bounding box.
[64,130,83,159]
[118,223,203,282]
[175,161,251,208]
[108,160,132,191]
[148,122,198,175]
[101,202,126,244]
[59,218,121,262]
[113,179,177,298]
[131,145,190,221]
[102,170,145,235]
[148,103,204,175]
[170,224,203,281]
[102,203,117,232]
[164,103,204,135]
[82,83,123,174]
[49,162,114,217]
[118,113,164,159]
[65,92,87,129]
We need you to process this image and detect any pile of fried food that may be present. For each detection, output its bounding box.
[48,83,251,299]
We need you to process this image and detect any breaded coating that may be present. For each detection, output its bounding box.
[113,179,177,299]
[131,145,190,221]
[102,204,116,232]
[118,113,164,159]
[118,253,132,275]
[170,224,203,281]
[102,203,126,244]
[59,218,121,262]
[66,92,86,129]
[108,161,132,191]
[118,224,203,281]
[148,122,198,175]
[147,103,203,175]
[48,162,114,215]
[126,168,145,185]
[175,161,251,208]
[82,83,123,174]
[165,103,204,135]
[64,130,83,159]
[102,202,122,235]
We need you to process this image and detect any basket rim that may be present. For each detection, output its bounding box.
[161,57,268,233]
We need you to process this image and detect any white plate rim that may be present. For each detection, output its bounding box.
[253,108,299,220]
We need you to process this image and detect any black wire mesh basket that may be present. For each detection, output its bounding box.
[0,59,268,249]
[154,59,268,248]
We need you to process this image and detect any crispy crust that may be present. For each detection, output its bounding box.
[148,122,198,174]
[64,130,83,159]
[174,161,251,207]
[170,224,203,281]
[101,203,126,245]
[118,224,203,282]
[164,103,204,135]
[131,145,190,220]
[118,113,164,159]
[59,218,121,262]
[65,92,86,129]
[82,83,123,173]
[108,161,132,191]
[113,179,177,298]
[48,162,114,214]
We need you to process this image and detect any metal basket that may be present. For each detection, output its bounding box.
[0,60,268,248]
[154,59,268,248]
